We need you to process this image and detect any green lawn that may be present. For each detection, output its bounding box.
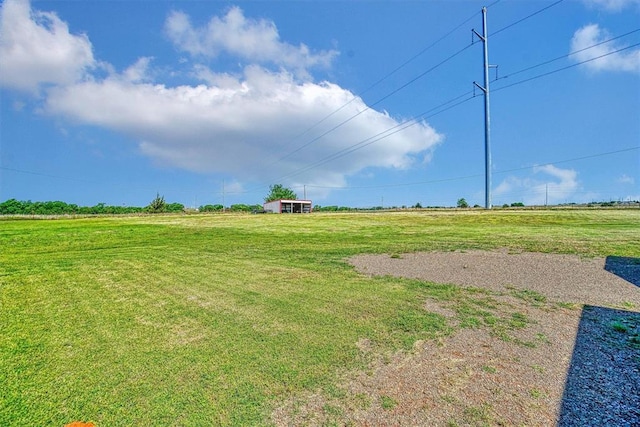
[1,210,638,426]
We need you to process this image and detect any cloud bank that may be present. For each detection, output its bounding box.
[0,0,442,191]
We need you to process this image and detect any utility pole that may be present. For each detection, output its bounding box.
[545,184,548,207]
[222,179,225,212]
[473,7,493,209]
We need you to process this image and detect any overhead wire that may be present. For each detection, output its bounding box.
[216,89,478,197]
[271,8,483,165]
[216,1,638,202]
[0,3,490,200]
[493,42,640,93]
[266,29,640,193]
[8,0,635,204]
[216,89,477,196]
[0,165,193,195]
[259,0,578,190]
[233,31,639,196]
[496,28,640,81]
[490,0,565,37]
[304,146,639,190]
[9,22,633,197]
[275,43,478,164]
[247,90,477,188]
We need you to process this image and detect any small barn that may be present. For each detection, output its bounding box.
[263,199,312,214]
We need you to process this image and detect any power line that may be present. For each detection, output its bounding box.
[253,35,640,190]
[490,0,565,37]
[205,4,639,203]
[263,92,477,185]
[271,8,483,165]
[304,146,639,191]
[0,166,192,194]
[494,146,640,175]
[236,90,477,196]
[494,42,640,93]
[275,42,477,165]
[498,28,640,81]
[7,3,634,206]
[0,167,97,184]
[264,1,579,190]
[9,33,634,200]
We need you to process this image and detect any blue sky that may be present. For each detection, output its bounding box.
[1,0,638,208]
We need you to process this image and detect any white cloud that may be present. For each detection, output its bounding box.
[571,24,640,73]
[123,57,154,83]
[0,0,95,92]
[582,0,640,11]
[165,7,338,77]
[494,165,580,205]
[45,65,442,188]
[618,174,635,184]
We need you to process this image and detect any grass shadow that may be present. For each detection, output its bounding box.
[605,256,640,287]
[559,305,640,426]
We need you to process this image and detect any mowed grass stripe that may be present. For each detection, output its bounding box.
[1,210,638,425]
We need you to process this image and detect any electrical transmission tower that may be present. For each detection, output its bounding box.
[473,7,494,209]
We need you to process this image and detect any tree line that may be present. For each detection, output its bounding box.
[0,184,297,216]
[0,198,268,216]
[0,198,182,215]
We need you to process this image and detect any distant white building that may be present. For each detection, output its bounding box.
[263,199,312,214]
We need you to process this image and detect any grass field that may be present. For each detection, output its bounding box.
[1,209,638,426]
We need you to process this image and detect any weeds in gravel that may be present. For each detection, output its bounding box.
[353,393,371,410]
[530,364,546,373]
[621,301,637,310]
[508,287,547,305]
[425,289,536,344]
[462,403,494,425]
[380,396,398,410]
[530,389,546,399]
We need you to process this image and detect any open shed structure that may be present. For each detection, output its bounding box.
[263,199,312,214]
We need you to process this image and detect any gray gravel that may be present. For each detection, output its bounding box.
[349,249,640,308]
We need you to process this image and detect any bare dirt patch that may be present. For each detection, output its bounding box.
[272,250,640,426]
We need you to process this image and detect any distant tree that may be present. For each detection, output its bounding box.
[165,202,185,213]
[414,202,422,209]
[457,198,469,208]
[147,193,166,213]
[511,202,525,207]
[265,184,297,202]
[230,204,252,212]
[0,199,25,214]
[200,204,224,212]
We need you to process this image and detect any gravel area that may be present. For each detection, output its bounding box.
[349,250,640,308]
[273,250,640,427]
